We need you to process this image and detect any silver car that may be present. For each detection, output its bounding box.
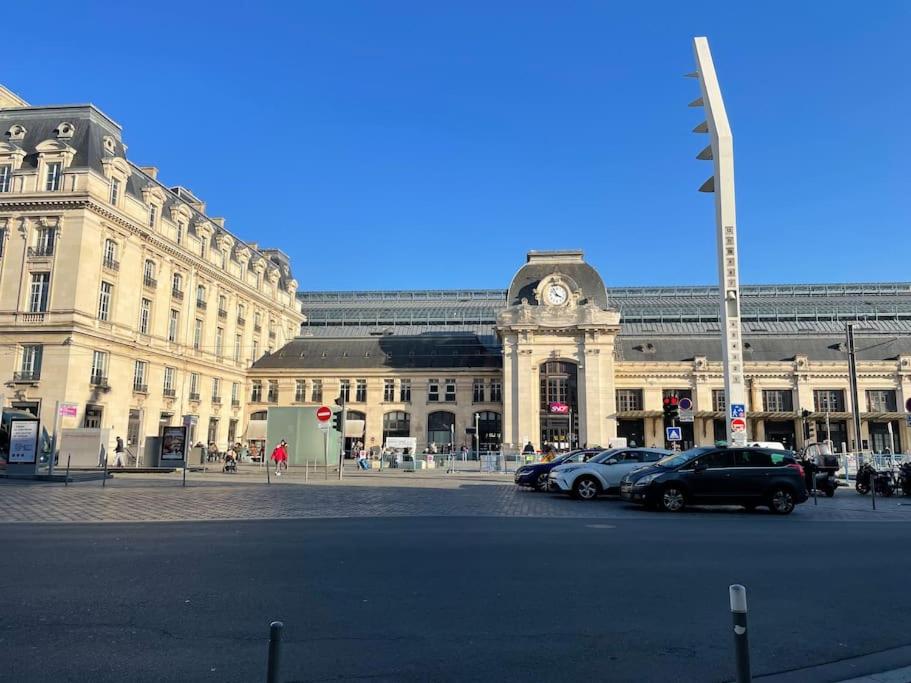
[549,447,673,500]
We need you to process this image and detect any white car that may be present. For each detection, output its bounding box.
[549,447,672,500]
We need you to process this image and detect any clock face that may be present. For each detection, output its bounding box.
[544,283,569,306]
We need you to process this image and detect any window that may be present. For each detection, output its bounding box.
[163,366,175,394]
[231,382,240,405]
[295,380,306,402]
[689,450,734,470]
[311,380,323,403]
[148,203,158,228]
[176,222,184,245]
[444,378,456,402]
[616,389,643,412]
[193,319,203,350]
[733,450,775,467]
[133,360,147,392]
[427,411,455,447]
[340,379,351,403]
[234,334,242,362]
[712,389,726,412]
[471,379,485,403]
[190,372,200,399]
[252,339,259,361]
[19,345,42,380]
[355,379,367,402]
[172,272,183,295]
[90,350,108,384]
[763,390,793,412]
[215,327,224,357]
[428,379,439,402]
[220,250,227,269]
[383,411,411,439]
[490,381,502,403]
[103,239,118,269]
[28,272,50,312]
[218,295,227,315]
[139,298,151,334]
[251,380,263,402]
[814,390,845,413]
[254,311,262,331]
[400,379,411,402]
[109,178,121,205]
[168,309,179,342]
[84,404,103,429]
[267,380,278,403]
[211,377,221,402]
[97,281,113,321]
[237,303,246,323]
[196,284,206,307]
[0,227,5,257]
[35,227,55,255]
[867,390,897,413]
[0,164,11,192]
[45,162,61,191]
[383,379,395,402]
[143,259,156,286]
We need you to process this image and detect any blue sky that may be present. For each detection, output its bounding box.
[6,2,909,290]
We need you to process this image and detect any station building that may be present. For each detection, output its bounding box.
[251,250,911,455]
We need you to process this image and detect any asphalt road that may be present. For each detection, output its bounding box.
[1,514,910,683]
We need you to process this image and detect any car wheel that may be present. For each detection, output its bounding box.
[768,487,796,515]
[535,473,549,491]
[855,481,869,495]
[824,488,836,498]
[659,485,686,512]
[572,476,601,501]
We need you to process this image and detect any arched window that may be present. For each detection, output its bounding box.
[427,411,455,449]
[475,411,502,452]
[143,259,155,280]
[249,411,267,420]
[383,411,410,440]
[172,272,183,294]
[196,284,206,302]
[103,238,117,265]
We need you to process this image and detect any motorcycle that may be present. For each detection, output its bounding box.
[855,462,895,496]
[898,462,911,496]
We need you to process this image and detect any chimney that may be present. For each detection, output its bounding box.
[140,166,159,180]
[211,217,225,229]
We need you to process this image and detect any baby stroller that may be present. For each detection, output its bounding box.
[223,454,237,473]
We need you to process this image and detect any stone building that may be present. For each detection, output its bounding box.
[251,250,911,455]
[0,86,303,455]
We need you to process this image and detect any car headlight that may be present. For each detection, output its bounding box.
[559,466,580,474]
[517,467,531,474]
[633,473,660,486]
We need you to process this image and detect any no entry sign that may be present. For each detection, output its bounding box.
[316,406,332,422]
[730,417,746,433]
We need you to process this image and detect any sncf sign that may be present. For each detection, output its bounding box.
[549,402,569,414]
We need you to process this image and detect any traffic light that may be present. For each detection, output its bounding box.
[332,394,344,431]
[663,396,679,421]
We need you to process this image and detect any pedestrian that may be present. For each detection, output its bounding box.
[237,442,249,462]
[522,441,535,455]
[271,440,289,476]
[207,442,218,463]
[357,451,370,470]
[113,436,125,468]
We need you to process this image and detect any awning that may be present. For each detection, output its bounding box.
[345,419,365,438]
[244,420,267,441]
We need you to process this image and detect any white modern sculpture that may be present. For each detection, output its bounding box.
[689,36,748,445]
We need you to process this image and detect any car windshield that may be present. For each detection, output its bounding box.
[553,450,583,464]
[655,447,714,469]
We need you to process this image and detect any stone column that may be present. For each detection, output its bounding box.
[501,336,517,448]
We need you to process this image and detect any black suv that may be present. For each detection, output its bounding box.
[620,446,808,514]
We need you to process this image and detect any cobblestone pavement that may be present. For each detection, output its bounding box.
[2,467,911,523]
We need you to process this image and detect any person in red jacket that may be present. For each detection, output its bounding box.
[271,440,289,476]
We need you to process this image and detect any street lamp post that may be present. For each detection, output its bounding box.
[689,37,748,446]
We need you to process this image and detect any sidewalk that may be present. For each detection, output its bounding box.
[752,643,911,683]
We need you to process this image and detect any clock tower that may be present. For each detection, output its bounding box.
[497,251,621,450]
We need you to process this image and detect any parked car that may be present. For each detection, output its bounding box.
[514,448,604,491]
[620,446,808,514]
[549,447,672,500]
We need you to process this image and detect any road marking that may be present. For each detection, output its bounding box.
[585,524,616,529]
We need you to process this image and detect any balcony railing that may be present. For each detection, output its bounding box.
[163,388,176,398]
[102,257,120,272]
[172,288,184,301]
[231,399,240,407]
[143,276,158,289]
[267,393,279,404]
[196,299,207,310]
[218,308,227,320]
[13,371,40,382]
[251,393,263,403]
[132,384,148,394]
[27,245,54,258]
[268,331,276,340]
[90,374,109,387]
[236,317,246,326]
[20,313,45,324]
[189,392,200,401]
[254,324,262,333]
[212,396,222,404]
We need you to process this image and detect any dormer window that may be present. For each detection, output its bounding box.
[45,162,61,191]
[7,125,26,142]
[148,203,158,228]
[176,222,184,245]
[0,165,10,193]
[109,178,121,205]
[55,122,75,140]
[102,135,116,154]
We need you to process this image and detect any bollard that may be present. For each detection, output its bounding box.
[729,584,751,683]
[266,462,271,485]
[102,457,108,487]
[266,620,283,683]
[305,459,309,482]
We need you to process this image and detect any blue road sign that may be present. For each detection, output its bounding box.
[730,404,746,418]
[678,397,693,411]
[666,426,682,441]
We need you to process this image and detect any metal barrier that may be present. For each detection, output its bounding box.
[837,452,909,483]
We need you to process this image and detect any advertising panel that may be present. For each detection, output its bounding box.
[9,419,39,464]
[160,425,187,462]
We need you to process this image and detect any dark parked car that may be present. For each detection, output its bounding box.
[514,448,604,491]
[620,446,808,514]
